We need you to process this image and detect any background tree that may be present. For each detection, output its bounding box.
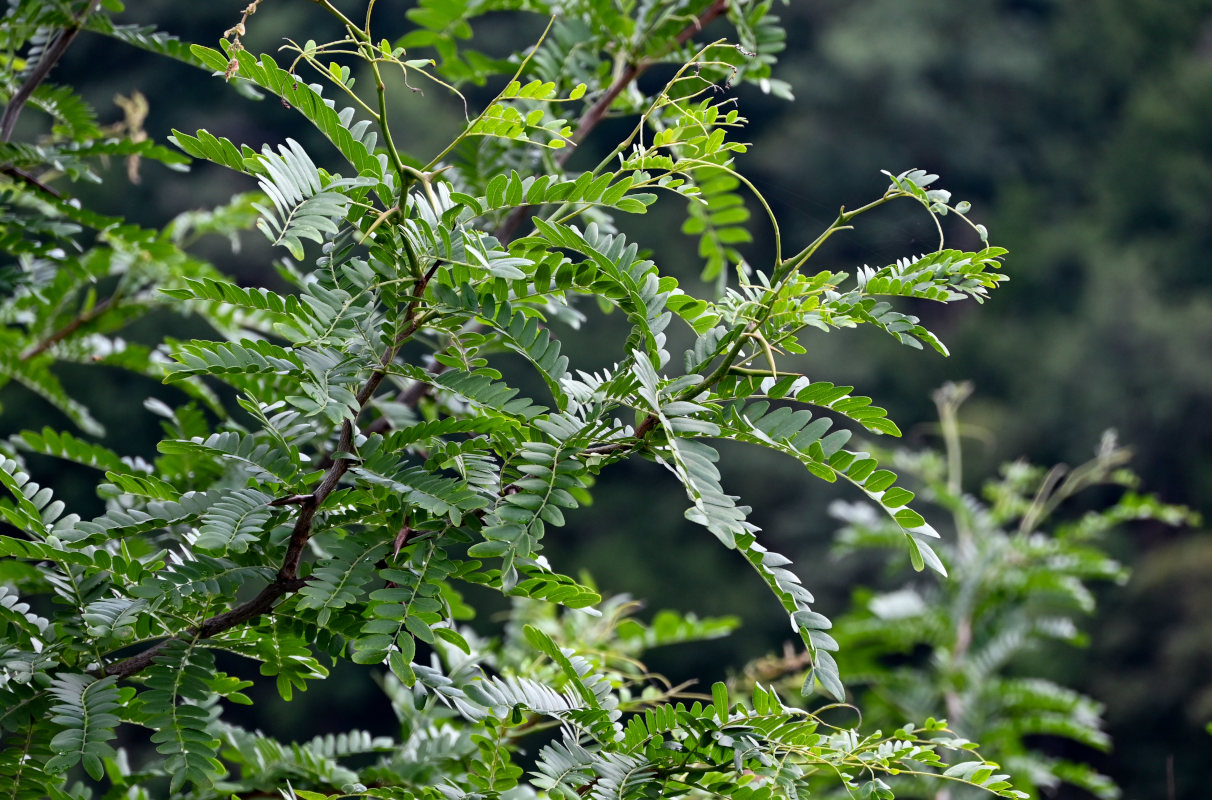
[809,383,1194,799]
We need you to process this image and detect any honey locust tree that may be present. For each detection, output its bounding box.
[0,1,1017,798]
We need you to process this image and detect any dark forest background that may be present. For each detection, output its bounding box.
[10,1,1212,797]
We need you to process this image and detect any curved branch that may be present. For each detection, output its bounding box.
[103,266,437,681]
[495,0,729,243]
[20,295,116,361]
[0,0,103,143]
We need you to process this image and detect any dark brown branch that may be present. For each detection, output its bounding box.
[104,576,307,679]
[0,165,62,198]
[105,265,436,681]
[0,0,103,143]
[392,522,413,558]
[268,493,313,507]
[329,263,441,440]
[582,412,660,456]
[264,270,434,579]
[20,295,115,361]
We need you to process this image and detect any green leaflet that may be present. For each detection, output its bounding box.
[358,432,494,523]
[27,83,100,141]
[216,619,331,701]
[155,431,301,486]
[715,375,902,437]
[195,488,275,554]
[161,277,310,328]
[45,674,122,780]
[84,16,214,71]
[189,45,389,187]
[131,557,275,613]
[855,248,1009,303]
[473,441,589,588]
[0,585,49,650]
[296,536,389,627]
[138,641,225,791]
[351,537,467,685]
[511,567,600,609]
[529,220,673,359]
[682,166,752,283]
[713,400,945,573]
[659,435,754,548]
[81,597,146,643]
[252,139,374,260]
[430,281,570,407]
[163,338,305,383]
[169,128,257,174]
[217,726,384,789]
[13,427,129,472]
[0,456,76,539]
[0,703,65,800]
[0,351,104,437]
[0,139,189,182]
[454,169,657,218]
[403,363,547,420]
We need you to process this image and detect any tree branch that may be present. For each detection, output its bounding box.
[20,295,116,361]
[0,164,62,198]
[103,576,307,679]
[0,0,103,143]
[104,265,436,681]
[495,0,729,243]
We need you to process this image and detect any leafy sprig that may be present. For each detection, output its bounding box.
[0,1,1030,798]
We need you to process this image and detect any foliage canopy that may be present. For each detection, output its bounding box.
[0,1,1053,798]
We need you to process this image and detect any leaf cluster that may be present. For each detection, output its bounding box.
[0,2,1021,799]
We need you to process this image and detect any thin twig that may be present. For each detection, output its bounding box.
[496,0,729,243]
[0,165,62,198]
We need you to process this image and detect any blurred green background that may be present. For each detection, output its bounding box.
[16,1,1212,797]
